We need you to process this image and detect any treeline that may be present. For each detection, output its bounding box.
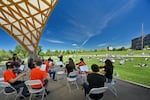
[0,45,131,62]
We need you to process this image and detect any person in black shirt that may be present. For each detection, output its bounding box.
[82,64,106,99]
[58,55,63,62]
[28,57,35,70]
[58,55,63,67]
[104,59,114,83]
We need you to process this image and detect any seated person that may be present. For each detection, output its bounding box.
[12,53,22,68]
[76,58,86,67]
[82,64,106,99]
[65,58,76,77]
[30,59,50,94]
[27,57,35,70]
[76,58,87,74]
[5,58,13,69]
[3,62,29,97]
[12,62,24,74]
[44,58,56,81]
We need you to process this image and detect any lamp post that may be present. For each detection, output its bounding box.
[141,23,144,50]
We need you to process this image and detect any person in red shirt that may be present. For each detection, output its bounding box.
[30,59,50,94]
[76,58,86,67]
[3,62,29,97]
[76,58,87,74]
[44,58,56,81]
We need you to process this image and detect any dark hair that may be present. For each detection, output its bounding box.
[6,62,14,69]
[13,53,17,56]
[8,58,12,60]
[48,58,53,62]
[28,58,35,69]
[69,57,72,61]
[105,59,113,66]
[35,59,42,66]
[68,58,75,69]
[80,58,84,61]
[91,64,99,72]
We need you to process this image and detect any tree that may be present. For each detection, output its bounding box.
[0,49,13,61]
[8,50,14,54]
[66,50,71,54]
[94,49,98,52]
[14,45,28,58]
[144,45,149,50]
[100,48,107,52]
[37,45,42,55]
[39,51,45,56]
[0,55,2,62]
[117,46,126,51]
[46,49,52,56]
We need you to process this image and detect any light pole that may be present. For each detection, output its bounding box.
[141,23,144,50]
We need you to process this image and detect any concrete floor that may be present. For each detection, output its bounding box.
[0,76,150,100]
[0,66,150,100]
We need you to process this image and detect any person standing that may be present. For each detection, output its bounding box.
[58,54,63,67]
[103,59,114,83]
[98,59,114,83]
[58,55,63,62]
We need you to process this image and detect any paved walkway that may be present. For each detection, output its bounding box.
[0,66,150,100]
[0,77,150,100]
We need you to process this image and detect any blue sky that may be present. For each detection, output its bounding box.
[0,0,150,51]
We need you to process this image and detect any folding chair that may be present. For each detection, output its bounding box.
[25,80,46,100]
[86,87,108,100]
[105,79,117,96]
[0,82,22,100]
[55,67,66,81]
[0,77,4,82]
[66,71,79,93]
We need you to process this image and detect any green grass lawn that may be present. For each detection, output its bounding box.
[63,55,150,86]
[114,57,150,86]
[1,51,150,86]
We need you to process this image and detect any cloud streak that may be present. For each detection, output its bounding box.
[73,0,137,47]
[97,43,106,47]
[55,0,138,49]
[80,36,91,47]
[44,39,64,44]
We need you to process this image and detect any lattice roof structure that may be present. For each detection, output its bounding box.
[0,0,58,54]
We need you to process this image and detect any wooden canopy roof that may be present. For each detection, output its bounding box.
[0,0,58,54]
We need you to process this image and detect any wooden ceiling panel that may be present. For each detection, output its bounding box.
[0,0,58,54]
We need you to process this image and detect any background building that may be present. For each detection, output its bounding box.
[132,34,150,50]
[107,45,113,51]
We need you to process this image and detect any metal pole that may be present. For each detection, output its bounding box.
[141,23,144,50]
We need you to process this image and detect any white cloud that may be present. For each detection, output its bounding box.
[68,19,86,29]
[97,43,106,47]
[44,39,64,44]
[114,44,130,49]
[45,30,52,34]
[72,43,77,46]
